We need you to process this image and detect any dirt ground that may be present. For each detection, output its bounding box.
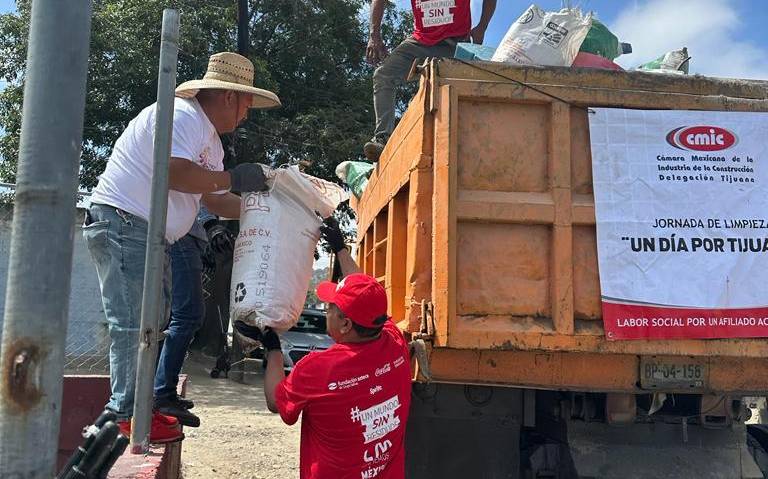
[180,354,300,479]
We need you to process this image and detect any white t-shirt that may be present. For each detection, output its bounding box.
[91,98,225,243]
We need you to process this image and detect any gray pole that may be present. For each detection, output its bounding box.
[237,0,249,55]
[0,1,92,477]
[130,8,180,454]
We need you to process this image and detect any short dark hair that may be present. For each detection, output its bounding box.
[351,314,388,338]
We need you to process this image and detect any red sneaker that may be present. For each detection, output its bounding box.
[117,414,184,444]
[153,412,180,428]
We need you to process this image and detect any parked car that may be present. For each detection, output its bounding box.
[260,308,334,372]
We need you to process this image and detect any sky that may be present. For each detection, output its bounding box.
[397,0,768,80]
[0,0,765,79]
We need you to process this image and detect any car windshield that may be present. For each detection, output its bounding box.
[290,313,327,334]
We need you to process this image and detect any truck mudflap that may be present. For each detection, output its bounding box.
[406,383,767,478]
[565,421,761,479]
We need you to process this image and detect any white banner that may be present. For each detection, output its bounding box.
[590,108,768,340]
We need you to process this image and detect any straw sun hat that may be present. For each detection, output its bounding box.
[175,52,281,109]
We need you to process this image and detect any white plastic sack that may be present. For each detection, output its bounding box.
[230,166,348,333]
[491,4,592,67]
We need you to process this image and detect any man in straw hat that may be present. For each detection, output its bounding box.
[84,52,279,443]
[243,218,411,479]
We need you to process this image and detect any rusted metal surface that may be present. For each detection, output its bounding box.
[351,58,768,393]
[2,339,43,413]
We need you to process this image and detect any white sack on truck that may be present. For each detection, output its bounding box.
[491,4,592,67]
[230,165,348,338]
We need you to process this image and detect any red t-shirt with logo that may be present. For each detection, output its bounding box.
[411,0,471,46]
[275,322,412,479]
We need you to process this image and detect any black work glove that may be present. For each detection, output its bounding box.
[204,220,235,255]
[233,321,282,352]
[229,163,268,193]
[201,243,216,277]
[319,216,346,253]
[261,328,282,352]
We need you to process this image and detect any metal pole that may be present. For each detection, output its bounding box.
[130,8,180,454]
[0,1,92,477]
[237,0,249,55]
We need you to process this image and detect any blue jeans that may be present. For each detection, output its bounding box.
[154,234,205,400]
[372,37,456,138]
[83,203,171,419]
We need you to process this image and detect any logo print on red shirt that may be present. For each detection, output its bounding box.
[350,395,402,444]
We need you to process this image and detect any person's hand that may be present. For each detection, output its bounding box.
[470,25,487,44]
[229,163,268,193]
[366,34,388,65]
[320,216,346,253]
[204,221,235,255]
[201,243,216,277]
[261,328,282,352]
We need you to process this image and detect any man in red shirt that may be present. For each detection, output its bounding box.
[257,219,411,478]
[363,0,496,160]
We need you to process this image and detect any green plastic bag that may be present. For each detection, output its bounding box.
[638,47,690,74]
[335,161,374,199]
[579,19,631,60]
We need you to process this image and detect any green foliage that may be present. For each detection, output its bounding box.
[0,0,414,191]
[304,267,329,308]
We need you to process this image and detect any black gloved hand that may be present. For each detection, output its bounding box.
[261,328,282,352]
[319,216,346,253]
[229,163,268,193]
[233,322,281,352]
[201,243,216,277]
[204,221,235,255]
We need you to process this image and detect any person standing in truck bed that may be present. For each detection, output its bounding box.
[363,0,496,160]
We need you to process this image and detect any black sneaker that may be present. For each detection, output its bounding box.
[156,395,195,410]
[155,397,200,428]
[174,395,194,410]
[363,135,387,161]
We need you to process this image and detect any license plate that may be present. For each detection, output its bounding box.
[639,356,708,391]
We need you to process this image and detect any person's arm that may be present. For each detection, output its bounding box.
[336,248,361,278]
[261,329,284,413]
[201,192,241,219]
[169,159,269,195]
[366,0,389,64]
[264,351,285,413]
[320,217,361,278]
[470,0,496,44]
[169,157,232,193]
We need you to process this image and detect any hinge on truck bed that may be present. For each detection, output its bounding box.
[410,339,431,382]
[409,300,435,382]
[413,299,435,341]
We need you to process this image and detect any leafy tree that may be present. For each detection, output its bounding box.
[304,266,330,308]
[0,0,414,190]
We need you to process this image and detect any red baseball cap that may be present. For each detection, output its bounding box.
[316,273,389,328]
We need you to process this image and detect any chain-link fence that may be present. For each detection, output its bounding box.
[0,200,111,374]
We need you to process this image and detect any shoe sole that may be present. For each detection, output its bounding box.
[363,144,383,161]
[150,432,186,445]
[156,408,201,428]
[175,417,201,428]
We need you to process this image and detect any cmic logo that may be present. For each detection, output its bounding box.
[666,125,737,151]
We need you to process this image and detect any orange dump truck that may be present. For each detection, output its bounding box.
[350,59,768,478]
